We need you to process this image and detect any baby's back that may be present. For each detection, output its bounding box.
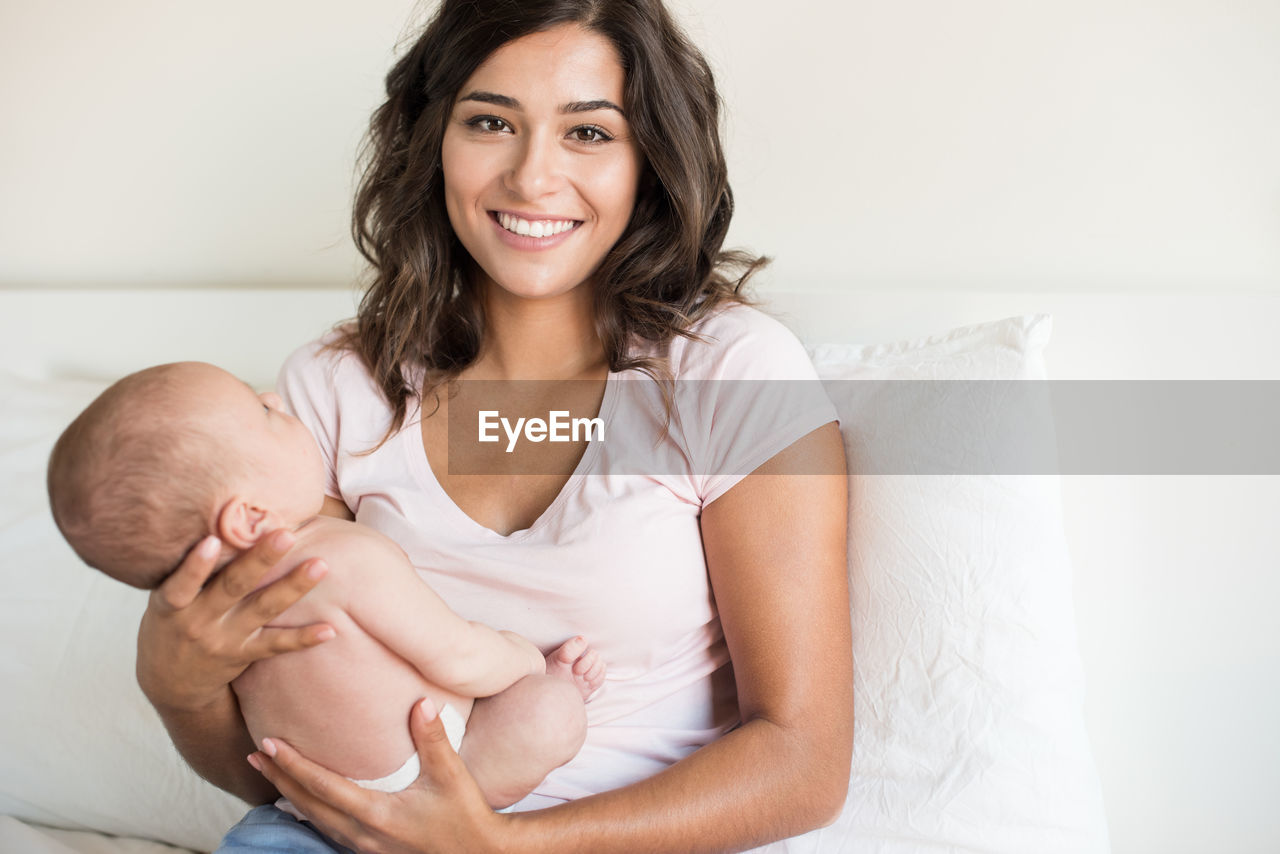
[231,517,472,781]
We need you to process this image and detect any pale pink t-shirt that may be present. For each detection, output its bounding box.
[277,302,837,809]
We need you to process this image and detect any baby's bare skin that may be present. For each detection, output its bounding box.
[232,516,604,796]
[54,362,605,806]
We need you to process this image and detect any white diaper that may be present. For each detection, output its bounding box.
[348,703,467,792]
[276,703,466,818]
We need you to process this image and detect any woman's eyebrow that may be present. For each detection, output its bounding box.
[563,99,626,117]
[459,90,626,117]
[460,90,520,109]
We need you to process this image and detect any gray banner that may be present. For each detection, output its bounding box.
[439,380,1280,475]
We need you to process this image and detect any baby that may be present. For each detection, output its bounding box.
[47,361,604,810]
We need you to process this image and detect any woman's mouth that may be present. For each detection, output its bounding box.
[492,211,582,239]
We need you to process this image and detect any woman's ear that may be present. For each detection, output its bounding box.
[215,497,277,550]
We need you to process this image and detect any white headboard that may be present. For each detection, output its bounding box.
[3,286,1278,384]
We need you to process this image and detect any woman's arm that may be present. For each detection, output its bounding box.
[137,499,353,802]
[252,423,852,852]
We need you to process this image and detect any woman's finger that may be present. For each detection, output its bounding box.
[412,699,451,751]
[230,557,329,638]
[258,737,373,820]
[249,750,366,849]
[207,529,297,611]
[404,699,502,845]
[410,699,477,793]
[153,535,223,611]
[251,624,337,657]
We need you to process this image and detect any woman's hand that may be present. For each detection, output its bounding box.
[251,699,510,854]
[136,529,335,713]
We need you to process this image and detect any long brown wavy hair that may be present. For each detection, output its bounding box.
[346,0,765,434]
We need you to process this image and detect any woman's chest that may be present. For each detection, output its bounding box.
[418,377,608,536]
[344,455,714,672]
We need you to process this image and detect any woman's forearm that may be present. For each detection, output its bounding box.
[149,686,278,805]
[500,715,848,853]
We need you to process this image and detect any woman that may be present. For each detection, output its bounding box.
[136,1,851,851]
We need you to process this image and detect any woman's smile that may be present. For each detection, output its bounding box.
[489,210,583,249]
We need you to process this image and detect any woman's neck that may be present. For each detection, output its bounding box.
[471,279,608,381]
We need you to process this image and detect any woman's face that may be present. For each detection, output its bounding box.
[441,24,645,303]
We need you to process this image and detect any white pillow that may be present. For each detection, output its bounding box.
[0,372,245,852]
[800,315,1111,853]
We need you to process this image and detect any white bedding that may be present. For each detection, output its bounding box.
[0,816,195,854]
[4,280,1280,852]
[0,295,1114,853]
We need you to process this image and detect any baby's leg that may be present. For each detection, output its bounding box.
[459,637,606,809]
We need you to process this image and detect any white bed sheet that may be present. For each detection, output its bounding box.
[0,816,198,854]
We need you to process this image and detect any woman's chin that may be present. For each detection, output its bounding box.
[482,274,593,304]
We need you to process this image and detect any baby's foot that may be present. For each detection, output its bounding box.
[546,636,606,700]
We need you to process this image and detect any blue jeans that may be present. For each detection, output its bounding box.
[215,804,355,853]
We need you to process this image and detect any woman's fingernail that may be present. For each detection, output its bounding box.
[272,529,296,551]
[261,738,277,758]
[419,698,438,722]
[307,560,328,581]
[199,536,221,559]
[315,627,336,642]
[247,753,263,772]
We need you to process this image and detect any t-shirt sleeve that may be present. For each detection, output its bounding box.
[669,304,839,506]
[277,337,344,500]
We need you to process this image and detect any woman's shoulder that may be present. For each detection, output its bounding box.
[280,324,356,373]
[277,325,381,409]
[666,300,817,381]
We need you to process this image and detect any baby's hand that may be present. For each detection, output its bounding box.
[545,636,606,700]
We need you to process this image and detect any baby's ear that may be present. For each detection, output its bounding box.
[215,498,277,550]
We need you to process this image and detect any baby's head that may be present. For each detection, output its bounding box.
[47,362,326,589]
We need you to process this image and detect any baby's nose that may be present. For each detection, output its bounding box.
[260,391,284,411]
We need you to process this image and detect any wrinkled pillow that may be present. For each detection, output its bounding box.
[797,315,1110,854]
[0,372,245,852]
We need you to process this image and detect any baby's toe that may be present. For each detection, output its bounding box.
[556,636,587,664]
[584,657,607,689]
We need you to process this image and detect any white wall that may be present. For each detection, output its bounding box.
[2,0,1278,291]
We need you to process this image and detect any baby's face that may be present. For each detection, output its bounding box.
[186,363,327,526]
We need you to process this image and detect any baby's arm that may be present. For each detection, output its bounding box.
[309,522,545,696]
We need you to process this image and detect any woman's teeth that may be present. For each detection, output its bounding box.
[497,213,578,238]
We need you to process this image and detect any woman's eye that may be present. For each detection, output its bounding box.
[467,116,511,133]
[571,125,613,144]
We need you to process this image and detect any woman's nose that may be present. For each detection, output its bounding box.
[504,132,565,200]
